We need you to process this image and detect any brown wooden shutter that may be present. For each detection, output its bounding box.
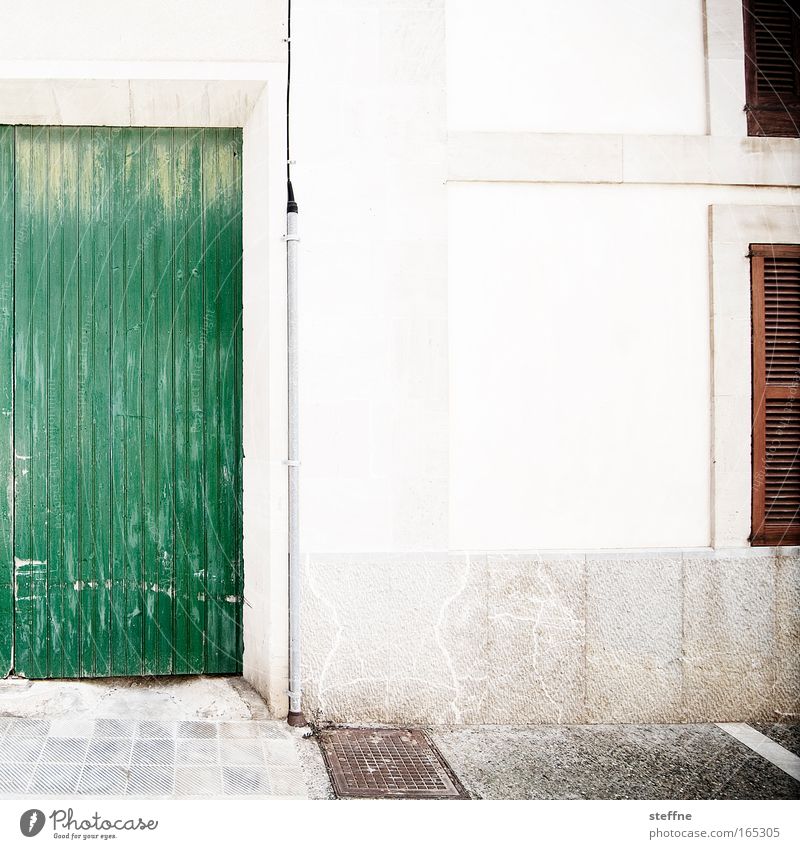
[743,0,800,136]
[751,244,800,545]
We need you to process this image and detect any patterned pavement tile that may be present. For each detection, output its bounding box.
[219,739,264,766]
[29,763,82,794]
[6,719,51,738]
[76,765,129,796]
[0,762,36,793]
[266,767,307,798]
[174,766,223,796]
[137,721,176,739]
[0,715,310,800]
[177,721,217,739]
[255,722,291,740]
[219,722,259,739]
[131,738,176,766]
[49,719,96,738]
[39,737,89,764]
[0,736,46,763]
[176,739,219,766]
[85,737,133,766]
[262,739,299,767]
[222,766,271,796]
[126,765,175,797]
[94,719,133,738]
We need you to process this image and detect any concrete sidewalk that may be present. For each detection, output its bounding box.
[2,677,798,800]
[0,676,328,799]
[430,723,800,800]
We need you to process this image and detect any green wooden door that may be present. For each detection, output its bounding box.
[0,126,243,678]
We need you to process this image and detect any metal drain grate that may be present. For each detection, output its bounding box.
[318,728,468,799]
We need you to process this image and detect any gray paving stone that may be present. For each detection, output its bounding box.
[39,737,89,764]
[94,719,133,738]
[267,767,307,798]
[137,720,176,738]
[219,722,259,739]
[262,740,298,767]
[0,762,35,793]
[255,722,291,740]
[6,719,50,738]
[219,739,264,766]
[49,719,95,738]
[29,763,81,794]
[131,738,176,765]
[175,766,223,796]
[176,739,219,766]
[85,737,133,766]
[222,766,271,795]
[177,721,217,739]
[76,765,128,795]
[127,765,175,796]
[0,736,46,763]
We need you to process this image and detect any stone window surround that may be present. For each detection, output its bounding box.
[711,203,800,547]
[705,0,749,137]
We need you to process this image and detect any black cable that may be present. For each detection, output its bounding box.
[287,0,297,212]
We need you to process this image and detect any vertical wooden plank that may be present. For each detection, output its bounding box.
[217,128,238,672]
[28,126,49,678]
[140,129,159,675]
[123,128,144,675]
[77,126,96,677]
[46,128,65,678]
[186,129,206,674]
[203,129,222,672]
[61,127,80,678]
[0,126,14,676]
[232,129,244,669]
[172,128,190,674]
[109,128,127,675]
[92,127,112,676]
[13,127,33,676]
[154,129,175,675]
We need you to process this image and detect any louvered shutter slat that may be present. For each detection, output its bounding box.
[751,244,800,545]
[744,0,800,136]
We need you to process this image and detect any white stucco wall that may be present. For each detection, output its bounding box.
[446,0,707,135]
[448,183,800,550]
[292,0,449,553]
[449,182,712,549]
[0,0,286,62]
[291,0,800,555]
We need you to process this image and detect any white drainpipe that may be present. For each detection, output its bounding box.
[285,187,306,727]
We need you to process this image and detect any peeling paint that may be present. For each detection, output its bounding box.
[14,557,47,568]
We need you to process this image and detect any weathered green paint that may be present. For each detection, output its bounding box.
[0,127,13,676]
[4,126,243,678]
